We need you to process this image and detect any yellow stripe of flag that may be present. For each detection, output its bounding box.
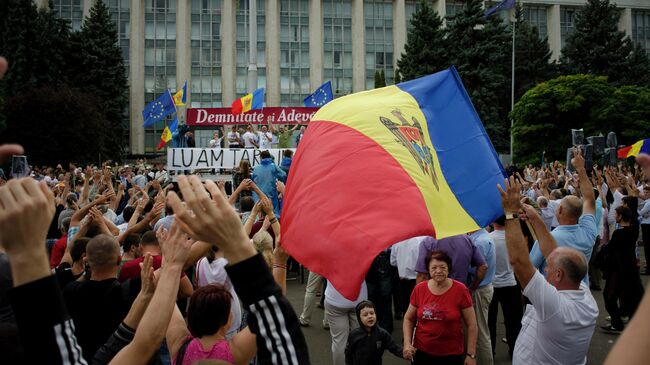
[312,86,480,236]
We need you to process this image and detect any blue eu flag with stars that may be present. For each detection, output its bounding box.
[304,81,333,108]
[143,91,176,127]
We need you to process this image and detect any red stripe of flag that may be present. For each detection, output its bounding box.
[231,98,244,115]
[281,120,435,300]
[617,145,633,159]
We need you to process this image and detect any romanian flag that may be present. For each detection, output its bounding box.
[617,139,650,159]
[172,82,187,106]
[281,67,506,300]
[231,87,264,114]
[156,117,178,150]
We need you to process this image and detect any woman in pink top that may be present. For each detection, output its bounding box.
[168,284,256,365]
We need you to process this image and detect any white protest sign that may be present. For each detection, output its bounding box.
[166,148,295,171]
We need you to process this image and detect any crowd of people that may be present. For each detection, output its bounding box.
[2,54,650,365]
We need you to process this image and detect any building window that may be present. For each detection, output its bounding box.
[522,5,548,40]
[560,6,578,48]
[405,0,422,32]
[107,0,131,68]
[52,0,83,31]
[106,0,131,150]
[280,0,310,106]
[191,0,222,108]
[324,0,353,96]
[632,10,650,54]
[365,0,393,89]
[236,0,266,98]
[144,0,177,152]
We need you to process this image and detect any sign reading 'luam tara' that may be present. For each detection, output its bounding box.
[167,148,296,171]
[186,107,318,126]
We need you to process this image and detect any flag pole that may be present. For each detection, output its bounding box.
[247,0,258,91]
[510,15,516,163]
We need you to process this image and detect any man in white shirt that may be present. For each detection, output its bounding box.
[255,124,274,150]
[390,236,425,316]
[488,216,523,359]
[208,130,224,148]
[242,126,258,148]
[498,172,598,365]
[227,126,241,148]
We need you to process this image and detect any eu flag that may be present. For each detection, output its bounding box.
[143,91,176,127]
[303,81,333,107]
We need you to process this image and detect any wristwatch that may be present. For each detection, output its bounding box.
[466,353,477,359]
[505,212,519,220]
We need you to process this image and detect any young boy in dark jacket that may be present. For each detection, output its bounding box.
[345,300,403,365]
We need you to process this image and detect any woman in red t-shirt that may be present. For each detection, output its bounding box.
[402,249,478,365]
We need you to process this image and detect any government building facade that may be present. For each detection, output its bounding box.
[38,0,650,153]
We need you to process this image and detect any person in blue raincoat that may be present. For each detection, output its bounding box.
[252,150,287,218]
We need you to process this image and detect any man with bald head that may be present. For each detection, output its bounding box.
[529,149,597,284]
[498,175,598,365]
[63,234,141,362]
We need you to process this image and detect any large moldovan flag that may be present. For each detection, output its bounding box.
[281,67,506,299]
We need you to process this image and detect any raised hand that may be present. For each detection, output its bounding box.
[260,197,273,215]
[140,253,157,296]
[0,179,55,254]
[571,146,586,171]
[273,239,290,265]
[497,176,523,214]
[276,180,285,195]
[0,179,55,285]
[158,222,191,267]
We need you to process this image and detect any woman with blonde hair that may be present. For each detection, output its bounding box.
[252,220,274,267]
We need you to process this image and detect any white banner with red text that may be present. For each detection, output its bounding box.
[166,148,295,171]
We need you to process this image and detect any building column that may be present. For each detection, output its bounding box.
[309,0,324,90]
[176,0,191,117]
[547,4,561,62]
[83,0,96,19]
[619,7,632,38]
[434,0,446,24]
[393,0,406,74]
[221,0,237,105]
[129,0,145,154]
[266,0,281,106]
[351,0,365,92]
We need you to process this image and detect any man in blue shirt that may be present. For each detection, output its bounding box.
[528,148,597,285]
[469,228,496,365]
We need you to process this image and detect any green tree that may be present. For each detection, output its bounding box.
[396,1,449,81]
[380,70,386,86]
[69,0,128,161]
[374,70,383,88]
[0,0,72,131]
[1,85,109,166]
[0,0,41,97]
[510,74,613,164]
[593,85,650,143]
[394,69,402,84]
[447,0,512,151]
[513,5,556,101]
[560,0,650,86]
